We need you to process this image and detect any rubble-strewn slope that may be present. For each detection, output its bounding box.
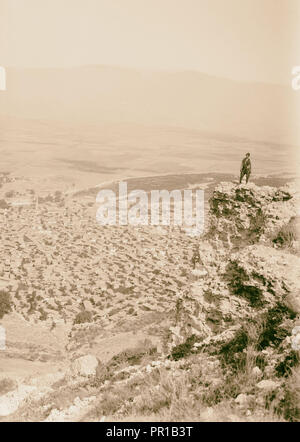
[1,181,300,422]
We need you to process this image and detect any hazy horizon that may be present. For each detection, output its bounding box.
[1,0,299,85]
[0,1,299,183]
[1,64,295,87]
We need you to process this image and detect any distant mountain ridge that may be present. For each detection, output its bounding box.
[0,65,299,144]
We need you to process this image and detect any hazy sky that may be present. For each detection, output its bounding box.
[0,0,299,84]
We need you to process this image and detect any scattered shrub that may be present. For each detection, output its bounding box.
[272,218,297,249]
[0,199,9,209]
[226,262,264,307]
[257,303,296,350]
[0,291,12,319]
[73,310,93,324]
[276,367,300,421]
[219,328,248,372]
[171,335,197,361]
[275,351,299,378]
[38,307,48,321]
[0,378,17,395]
[4,190,14,198]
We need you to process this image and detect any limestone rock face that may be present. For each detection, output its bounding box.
[208,182,296,248]
[70,354,99,378]
[168,181,300,370]
[226,245,300,310]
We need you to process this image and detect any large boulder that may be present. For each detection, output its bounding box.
[69,354,99,378]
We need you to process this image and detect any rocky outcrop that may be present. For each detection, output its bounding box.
[167,181,300,382]
[69,354,99,378]
[227,245,300,311]
[222,244,300,378]
[208,182,297,248]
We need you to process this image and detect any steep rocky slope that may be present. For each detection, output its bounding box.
[173,181,300,347]
[163,181,300,421]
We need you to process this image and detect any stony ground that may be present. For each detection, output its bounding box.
[0,174,299,421]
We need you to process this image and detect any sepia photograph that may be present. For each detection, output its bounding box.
[0,0,300,426]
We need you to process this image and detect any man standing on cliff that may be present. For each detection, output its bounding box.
[239,153,251,184]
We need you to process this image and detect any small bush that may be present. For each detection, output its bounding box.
[219,328,248,372]
[38,307,48,321]
[226,262,264,308]
[94,342,158,385]
[272,218,297,249]
[279,388,300,422]
[275,351,299,378]
[0,378,17,395]
[257,303,296,350]
[249,208,266,236]
[278,367,300,421]
[0,291,12,319]
[0,199,9,209]
[171,335,198,361]
[5,190,14,198]
[73,310,93,324]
